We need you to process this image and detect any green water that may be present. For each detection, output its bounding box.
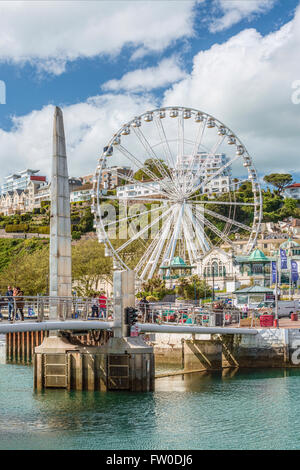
[1,339,300,450]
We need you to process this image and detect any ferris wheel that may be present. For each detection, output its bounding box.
[93,106,262,281]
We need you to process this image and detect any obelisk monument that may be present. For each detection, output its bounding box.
[49,106,72,319]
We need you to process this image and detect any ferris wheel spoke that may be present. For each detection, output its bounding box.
[181,219,193,266]
[182,213,200,264]
[193,210,234,247]
[142,213,174,279]
[188,153,241,198]
[176,112,185,191]
[189,200,256,206]
[159,206,180,266]
[131,126,176,195]
[136,228,164,278]
[188,177,250,199]
[185,117,208,191]
[135,229,162,273]
[116,144,174,196]
[153,116,180,191]
[186,135,226,196]
[102,203,167,228]
[203,207,252,232]
[115,206,173,253]
[185,204,211,254]
[167,204,184,266]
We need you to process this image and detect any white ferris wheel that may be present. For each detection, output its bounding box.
[93,106,262,281]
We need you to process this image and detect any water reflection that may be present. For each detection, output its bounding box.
[2,339,300,450]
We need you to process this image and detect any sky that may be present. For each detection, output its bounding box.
[0,0,300,183]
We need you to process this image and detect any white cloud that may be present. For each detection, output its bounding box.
[0,94,157,180]
[0,0,196,74]
[1,4,300,180]
[102,57,187,93]
[163,5,300,174]
[209,0,277,32]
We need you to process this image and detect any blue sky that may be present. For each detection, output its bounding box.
[0,0,300,180]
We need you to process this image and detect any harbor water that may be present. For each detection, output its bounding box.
[1,336,300,450]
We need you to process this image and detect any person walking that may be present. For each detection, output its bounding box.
[98,292,107,319]
[6,286,14,322]
[13,287,24,321]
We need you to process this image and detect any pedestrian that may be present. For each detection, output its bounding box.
[98,291,107,318]
[139,296,150,322]
[6,285,14,322]
[242,303,249,319]
[13,287,24,321]
[91,295,99,318]
[0,293,3,321]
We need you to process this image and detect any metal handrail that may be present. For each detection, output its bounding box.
[0,295,114,323]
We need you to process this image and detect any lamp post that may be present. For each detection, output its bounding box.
[274,253,279,328]
[212,265,215,302]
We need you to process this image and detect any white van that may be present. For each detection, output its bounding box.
[256,300,299,318]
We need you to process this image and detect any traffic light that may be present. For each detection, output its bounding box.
[125,307,139,326]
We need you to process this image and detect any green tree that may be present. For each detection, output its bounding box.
[176,275,212,300]
[263,174,293,195]
[134,158,171,181]
[0,246,49,295]
[72,240,112,296]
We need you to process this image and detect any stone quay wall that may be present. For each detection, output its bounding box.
[149,329,300,370]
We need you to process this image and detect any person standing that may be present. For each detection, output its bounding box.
[13,287,24,321]
[0,293,3,321]
[6,286,14,322]
[139,296,150,322]
[98,292,107,318]
[242,303,249,319]
[91,295,99,318]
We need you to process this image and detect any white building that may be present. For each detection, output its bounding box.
[283,184,300,200]
[180,152,232,194]
[70,184,94,203]
[0,169,46,196]
[116,181,162,199]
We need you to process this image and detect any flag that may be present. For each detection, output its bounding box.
[291,260,299,283]
[271,261,277,283]
[280,249,287,269]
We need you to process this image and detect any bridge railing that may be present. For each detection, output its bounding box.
[136,302,241,327]
[0,296,114,322]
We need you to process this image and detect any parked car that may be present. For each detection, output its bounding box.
[256,300,299,319]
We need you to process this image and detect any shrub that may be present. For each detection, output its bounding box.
[72,231,81,240]
[146,295,159,302]
[5,223,29,233]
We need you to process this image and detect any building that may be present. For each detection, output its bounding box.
[283,183,300,200]
[0,172,85,215]
[101,166,132,190]
[0,169,46,196]
[70,183,93,203]
[117,181,162,199]
[179,152,233,195]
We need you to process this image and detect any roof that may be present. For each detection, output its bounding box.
[171,256,187,266]
[234,285,274,294]
[248,248,269,261]
[280,237,300,249]
[160,256,195,269]
[285,184,300,189]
